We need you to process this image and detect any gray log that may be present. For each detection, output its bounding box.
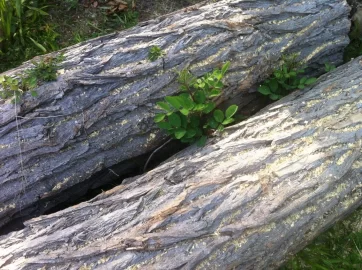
[1,53,362,270]
[0,0,351,229]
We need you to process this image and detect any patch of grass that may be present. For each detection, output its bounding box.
[282,207,362,269]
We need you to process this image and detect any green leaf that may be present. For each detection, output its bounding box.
[282,65,288,73]
[28,37,47,53]
[203,102,215,114]
[289,71,297,77]
[225,105,238,119]
[157,121,172,130]
[305,77,317,85]
[221,61,230,75]
[194,104,206,111]
[180,108,189,115]
[30,90,38,97]
[190,116,200,128]
[157,101,171,112]
[217,125,225,132]
[300,77,307,84]
[168,113,181,127]
[165,96,182,110]
[213,109,224,123]
[207,118,218,129]
[258,85,271,95]
[174,128,186,139]
[222,118,234,125]
[270,94,281,100]
[268,79,278,92]
[194,90,206,104]
[178,93,194,110]
[209,89,221,98]
[154,113,166,122]
[196,135,207,147]
[180,114,188,128]
[185,128,197,138]
[298,84,305,89]
[180,85,188,92]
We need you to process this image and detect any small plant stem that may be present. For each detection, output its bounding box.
[143,138,173,172]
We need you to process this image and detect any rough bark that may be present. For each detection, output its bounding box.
[0,0,351,229]
[1,55,362,270]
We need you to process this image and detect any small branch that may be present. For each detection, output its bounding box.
[143,138,173,172]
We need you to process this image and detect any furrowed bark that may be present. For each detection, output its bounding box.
[1,54,362,270]
[0,0,351,229]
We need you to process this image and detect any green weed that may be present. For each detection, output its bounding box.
[148,46,164,61]
[282,208,362,270]
[154,62,238,146]
[0,54,63,102]
[258,54,317,100]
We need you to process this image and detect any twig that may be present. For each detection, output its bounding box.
[143,138,173,172]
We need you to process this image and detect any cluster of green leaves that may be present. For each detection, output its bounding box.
[0,0,60,72]
[0,54,63,102]
[282,207,362,270]
[258,54,317,100]
[0,75,26,102]
[324,62,336,73]
[148,45,164,61]
[154,62,238,146]
[26,53,64,82]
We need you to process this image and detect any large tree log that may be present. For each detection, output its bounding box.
[0,0,350,229]
[1,56,362,270]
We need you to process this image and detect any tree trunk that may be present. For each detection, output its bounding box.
[0,0,350,229]
[1,54,362,270]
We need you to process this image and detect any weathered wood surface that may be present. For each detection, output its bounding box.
[0,0,351,229]
[1,56,362,270]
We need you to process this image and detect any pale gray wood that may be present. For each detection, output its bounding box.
[0,0,351,229]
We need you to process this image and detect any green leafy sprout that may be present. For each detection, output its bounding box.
[148,45,164,62]
[0,53,64,103]
[154,61,238,147]
[258,54,317,100]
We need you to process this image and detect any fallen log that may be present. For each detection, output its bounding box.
[0,0,351,229]
[1,53,362,270]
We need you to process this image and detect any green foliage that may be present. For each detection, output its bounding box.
[324,63,336,73]
[0,75,24,103]
[258,54,317,100]
[0,0,59,72]
[0,54,63,102]
[27,54,64,82]
[154,62,239,146]
[148,45,164,61]
[282,208,362,270]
